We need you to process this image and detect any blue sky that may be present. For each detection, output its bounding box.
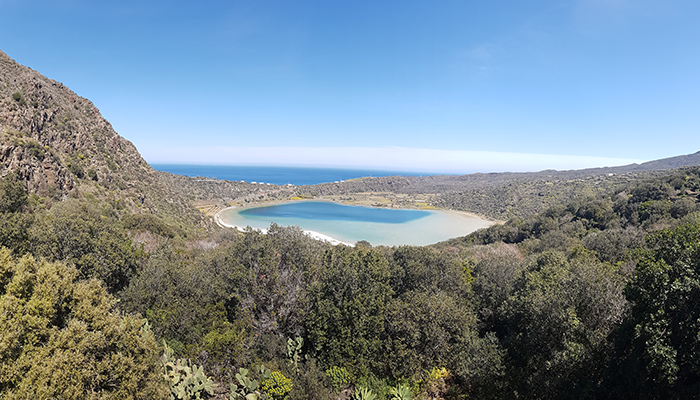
[1,0,699,173]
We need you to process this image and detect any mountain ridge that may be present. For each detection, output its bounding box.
[0,49,209,231]
[3,48,700,225]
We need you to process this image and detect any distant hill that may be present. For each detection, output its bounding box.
[610,150,700,172]
[530,150,700,177]
[3,48,699,225]
[288,150,700,220]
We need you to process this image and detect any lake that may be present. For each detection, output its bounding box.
[218,201,494,246]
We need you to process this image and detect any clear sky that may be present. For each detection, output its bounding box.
[1,0,699,173]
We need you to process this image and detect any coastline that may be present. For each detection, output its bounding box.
[440,208,503,224]
[215,207,354,246]
[214,199,499,247]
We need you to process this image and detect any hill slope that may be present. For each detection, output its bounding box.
[620,150,700,172]
[4,48,699,226]
[0,49,209,231]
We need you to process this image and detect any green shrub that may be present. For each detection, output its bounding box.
[67,160,84,178]
[288,359,331,400]
[87,168,97,181]
[11,92,24,105]
[326,366,351,390]
[123,213,180,238]
[262,371,293,399]
[106,156,118,171]
[0,172,28,213]
[0,250,168,398]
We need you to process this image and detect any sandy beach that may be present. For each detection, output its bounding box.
[215,199,497,246]
[215,210,353,246]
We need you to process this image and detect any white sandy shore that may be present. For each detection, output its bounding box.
[215,212,353,247]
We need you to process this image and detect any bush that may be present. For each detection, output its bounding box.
[123,213,181,238]
[30,200,139,293]
[262,371,293,399]
[289,359,331,400]
[326,366,351,390]
[0,249,168,398]
[87,168,98,181]
[11,92,25,106]
[0,172,28,213]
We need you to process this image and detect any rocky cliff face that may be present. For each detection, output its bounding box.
[0,49,209,230]
[0,49,150,195]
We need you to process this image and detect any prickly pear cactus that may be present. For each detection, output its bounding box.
[161,340,216,399]
[286,337,304,375]
[230,366,272,400]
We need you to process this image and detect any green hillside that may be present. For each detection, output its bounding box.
[2,49,700,399]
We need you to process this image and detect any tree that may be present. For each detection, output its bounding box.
[501,251,626,399]
[0,172,31,255]
[30,199,139,293]
[0,172,27,214]
[0,248,168,398]
[471,243,523,334]
[232,224,326,339]
[390,245,472,298]
[385,290,503,394]
[305,246,393,374]
[608,224,700,398]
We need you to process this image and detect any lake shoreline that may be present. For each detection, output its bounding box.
[215,199,498,246]
[215,202,354,246]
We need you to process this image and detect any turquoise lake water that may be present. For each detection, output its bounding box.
[219,201,494,246]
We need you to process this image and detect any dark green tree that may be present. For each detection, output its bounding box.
[501,251,626,399]
[385,290,503,394]
[30,199,138,293]
[0,172,27,213]
[0,173,31,255]
[607,224,700,398]
[305,246,393,374]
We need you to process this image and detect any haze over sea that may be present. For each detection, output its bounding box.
[152,164,444,186]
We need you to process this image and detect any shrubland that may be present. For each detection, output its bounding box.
[2,166,700,399]
[6,48,700,398]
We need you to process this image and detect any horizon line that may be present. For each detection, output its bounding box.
[142,146,647,175]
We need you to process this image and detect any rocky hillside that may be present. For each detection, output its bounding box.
[4,48,698,227]
[0,49,209,231]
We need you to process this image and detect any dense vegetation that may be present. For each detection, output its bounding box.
[3,166,700,399]
[6,47,700,399]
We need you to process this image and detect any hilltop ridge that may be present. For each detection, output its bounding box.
[3,48,700,226]
[0,49,209,231]
[0,50,145,195]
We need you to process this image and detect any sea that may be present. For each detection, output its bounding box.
[154,164,488,246]
[151,164,433,186]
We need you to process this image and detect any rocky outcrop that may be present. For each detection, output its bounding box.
[0,49,210,230]
[0,49,151,197]
[0,140,74,197]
